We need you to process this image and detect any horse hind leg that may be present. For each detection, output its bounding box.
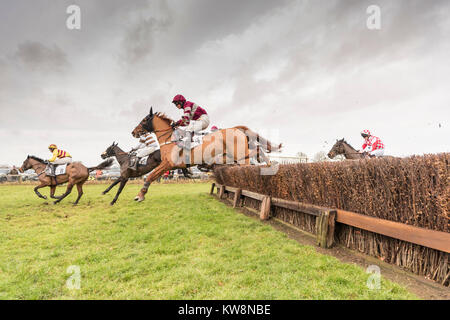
[53,183,74,204]
[73,183,84,205]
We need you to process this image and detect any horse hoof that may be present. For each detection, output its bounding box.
[42,196,48,200]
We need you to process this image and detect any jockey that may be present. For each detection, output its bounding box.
[129,132,159,170]
[210,125,219,132]
[360,130,385,157]
[172,94,210,149]
[47,144,72,176]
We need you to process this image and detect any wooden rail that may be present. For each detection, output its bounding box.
[211,183,450,253]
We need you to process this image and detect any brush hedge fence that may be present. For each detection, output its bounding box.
[213,153,449,286]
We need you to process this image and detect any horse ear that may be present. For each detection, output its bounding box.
[149,107,153,116]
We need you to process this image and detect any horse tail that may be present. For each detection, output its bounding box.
[88,158,114,172]
[233,126,283,153]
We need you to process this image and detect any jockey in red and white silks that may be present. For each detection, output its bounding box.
[172,94,210,133]
[360,130,385,157]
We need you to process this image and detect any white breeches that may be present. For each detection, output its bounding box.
[186,114,210,132]
[52,157,73,165]
[370,149,385,157]
[136,147,157,158]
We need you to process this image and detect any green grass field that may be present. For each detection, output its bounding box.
[0,183,417,300]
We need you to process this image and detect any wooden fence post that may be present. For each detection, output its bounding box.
[315,210,336,248]
[260,196,271,220]
[210,183,216,195]
[233,188,242,208]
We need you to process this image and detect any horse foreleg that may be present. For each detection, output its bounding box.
[34,183,48,200]
[54,183,74,204]
[110,179,128,206]
[102,177,121,195]
[135,164,170,202]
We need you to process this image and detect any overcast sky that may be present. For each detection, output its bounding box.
[0,0,449,166]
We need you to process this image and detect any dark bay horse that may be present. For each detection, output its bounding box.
[328,139,394,160]
[100,142,193,205]
[131,108,282,202]
[19,156,113,205]
[100,142,161,205]
[327,139,365,160]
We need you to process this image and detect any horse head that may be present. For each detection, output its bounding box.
[132,107,174,138]
[101,142,120,159]
[327,138,346,159]
[19,155,43,173]
[132,107,154,138]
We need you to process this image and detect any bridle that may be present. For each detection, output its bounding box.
[139,116,176,146]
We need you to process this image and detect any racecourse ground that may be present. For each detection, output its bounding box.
[0,183,416,299]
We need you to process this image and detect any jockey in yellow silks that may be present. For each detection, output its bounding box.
[47,144,72,176]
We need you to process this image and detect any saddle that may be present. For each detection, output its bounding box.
[128,153,150,170]
[45,163,68,177]
[173,129,206,150]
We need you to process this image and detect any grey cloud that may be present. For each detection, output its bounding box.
[12,41,69,72]
[1,0,449,166]
[178,0,290,42]
[120,17,172,65]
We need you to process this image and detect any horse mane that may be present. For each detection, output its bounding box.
[155,112,175,125]
[339,139,356,151]
[28,155,46,163]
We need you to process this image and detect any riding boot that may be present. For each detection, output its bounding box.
[129,156,138,171]
[184,131,193,164]
[50,164,56,177]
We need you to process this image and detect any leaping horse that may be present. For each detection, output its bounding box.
[19,156,113,205]
[131,108,282,202]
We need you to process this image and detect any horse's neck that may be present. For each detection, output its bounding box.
[154,119,173,144]
[113,146,128,164]
[30,160,46,173]
[342,142,361,159]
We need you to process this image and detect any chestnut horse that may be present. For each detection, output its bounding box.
[131,108,282,202]
[19,156,113,205]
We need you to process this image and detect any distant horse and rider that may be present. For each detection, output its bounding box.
[327,130,390,160]
[19,155,113,205]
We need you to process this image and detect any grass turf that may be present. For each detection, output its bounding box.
[0,183,417,299]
